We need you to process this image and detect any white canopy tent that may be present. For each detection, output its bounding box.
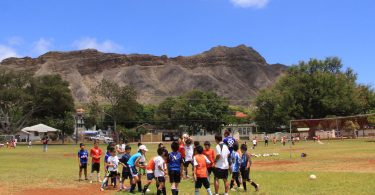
[18,124,59,142]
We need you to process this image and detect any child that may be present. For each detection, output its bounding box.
[100,147,121,191]
[183,138,194,179]
[77,143,89,181]
[154,147,168,195]
[193,145,213,195]
[168,141,183,195]
[90,141,103,183]
[28,140,32,148]
[128,145,148,193]
[202,141,215,178]
[240,144,259,192]
[178,136,185,179]
[252,137,257,149]
[229,143,241,191]
[119,145,132,191]
[141,156,156,195]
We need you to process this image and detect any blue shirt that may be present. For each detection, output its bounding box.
[241,152,249,168]
[168,151,182,171]
[223,136,236,153]
[120,153,131,173]
[104,151,111,163]
[230,151,241,172]
[78,149,88,164]
[127,152,142,166]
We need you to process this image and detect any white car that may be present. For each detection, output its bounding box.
[90,135,113,143]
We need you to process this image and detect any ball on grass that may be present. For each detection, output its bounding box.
[309,174,317,180]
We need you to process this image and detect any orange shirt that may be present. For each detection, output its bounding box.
[194,154,210,178]
[146,158,155,171]
[90,147,103,163]
[202,149,215,168]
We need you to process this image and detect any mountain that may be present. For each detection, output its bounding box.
[0,45,287,104]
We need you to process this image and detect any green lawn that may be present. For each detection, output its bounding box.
[0,139,375,195]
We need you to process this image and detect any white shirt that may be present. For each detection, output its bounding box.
[184,145,194,162]
[140,154,146,163]
[107,156,119,172]
[252,139,257,145]
[116,144,126,158]
[215,142,230,169]
[153,156,165,177]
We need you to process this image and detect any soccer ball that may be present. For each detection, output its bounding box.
[309,174,317,180]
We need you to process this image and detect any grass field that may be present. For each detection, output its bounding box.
[1,139,375,195]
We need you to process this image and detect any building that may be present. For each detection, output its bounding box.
[17,124,59,142]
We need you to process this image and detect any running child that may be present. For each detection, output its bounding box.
[141,155,156,195]
[202,141,215,179]
[100,147,121,191]
[229,143,241,191]
[128,145,148,193]
[240,144,259,192]
[78,143,89,181]
[193,145,213,195]
[90,141,103,183]
[119,145,132,191]
[168,141,183,195]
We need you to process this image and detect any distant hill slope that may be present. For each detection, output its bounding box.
[0,45,287,104]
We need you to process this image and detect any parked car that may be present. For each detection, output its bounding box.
[90,135,113,143]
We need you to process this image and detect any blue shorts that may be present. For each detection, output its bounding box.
[130,166,138,177]
[147,173,155,181]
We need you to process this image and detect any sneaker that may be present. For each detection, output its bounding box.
[255,184,260,192]
[146,189,151,192]
[231,188,237,192]
[100,187,105,191]
[89,181,93,184]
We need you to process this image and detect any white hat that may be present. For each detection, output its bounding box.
[139,145,148,151]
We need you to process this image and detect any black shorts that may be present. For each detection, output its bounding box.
[169,170,181,183]
[147,173,155,181]
[232,172,239,179]
[157,176,165,183]
[107,171,120,178]
[214,168,228,180]
[207,167,215,175]
[80,163,87,170]
[265,140,269,143]
[195,178,210,189]
[122,172,131,180]
[183,161,193,168]
[240,168,250,181]
[91,163,100,172]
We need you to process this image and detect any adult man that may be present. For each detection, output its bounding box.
[42,134,49,152]
[264,135,269,147]
[214,134,230,195]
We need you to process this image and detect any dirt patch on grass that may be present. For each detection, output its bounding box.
[63,153,76,157]
[254,160,298,166]
[368,160,375,164]
[16,184,114,195]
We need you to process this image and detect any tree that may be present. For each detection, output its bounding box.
[255,57,375,132]
[91,79,139,142]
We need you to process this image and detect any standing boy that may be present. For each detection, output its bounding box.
[154,147,168,195]
[214,134,230,195]
[194,145,213,195]
[90,141,103,183]
[229,143,241,191]
[168,141,183,195]
[240,144,259,192]
[77,143,89,181]
[119,145,132,191]
[100,147,121,191]
[202,141,215,179]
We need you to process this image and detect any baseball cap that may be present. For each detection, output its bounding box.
[139,145,148,151]
[79,143,85,147]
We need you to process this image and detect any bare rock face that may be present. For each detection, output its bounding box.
[0,45,287,104]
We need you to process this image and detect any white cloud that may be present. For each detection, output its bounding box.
[0,45,18,61]
[230,0,269,8]
[33,38,53,55]
[73,37,123,53]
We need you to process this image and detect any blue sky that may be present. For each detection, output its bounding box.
[0,0,374,86]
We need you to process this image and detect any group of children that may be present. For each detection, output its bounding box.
[77,131,259,194]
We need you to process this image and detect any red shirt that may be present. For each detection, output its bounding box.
[202,149,215,168]
[179,144,185,158]
[194,154,209,178]
[90,147,103,163]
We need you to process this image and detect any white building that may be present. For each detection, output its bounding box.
[17,124,59,142]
